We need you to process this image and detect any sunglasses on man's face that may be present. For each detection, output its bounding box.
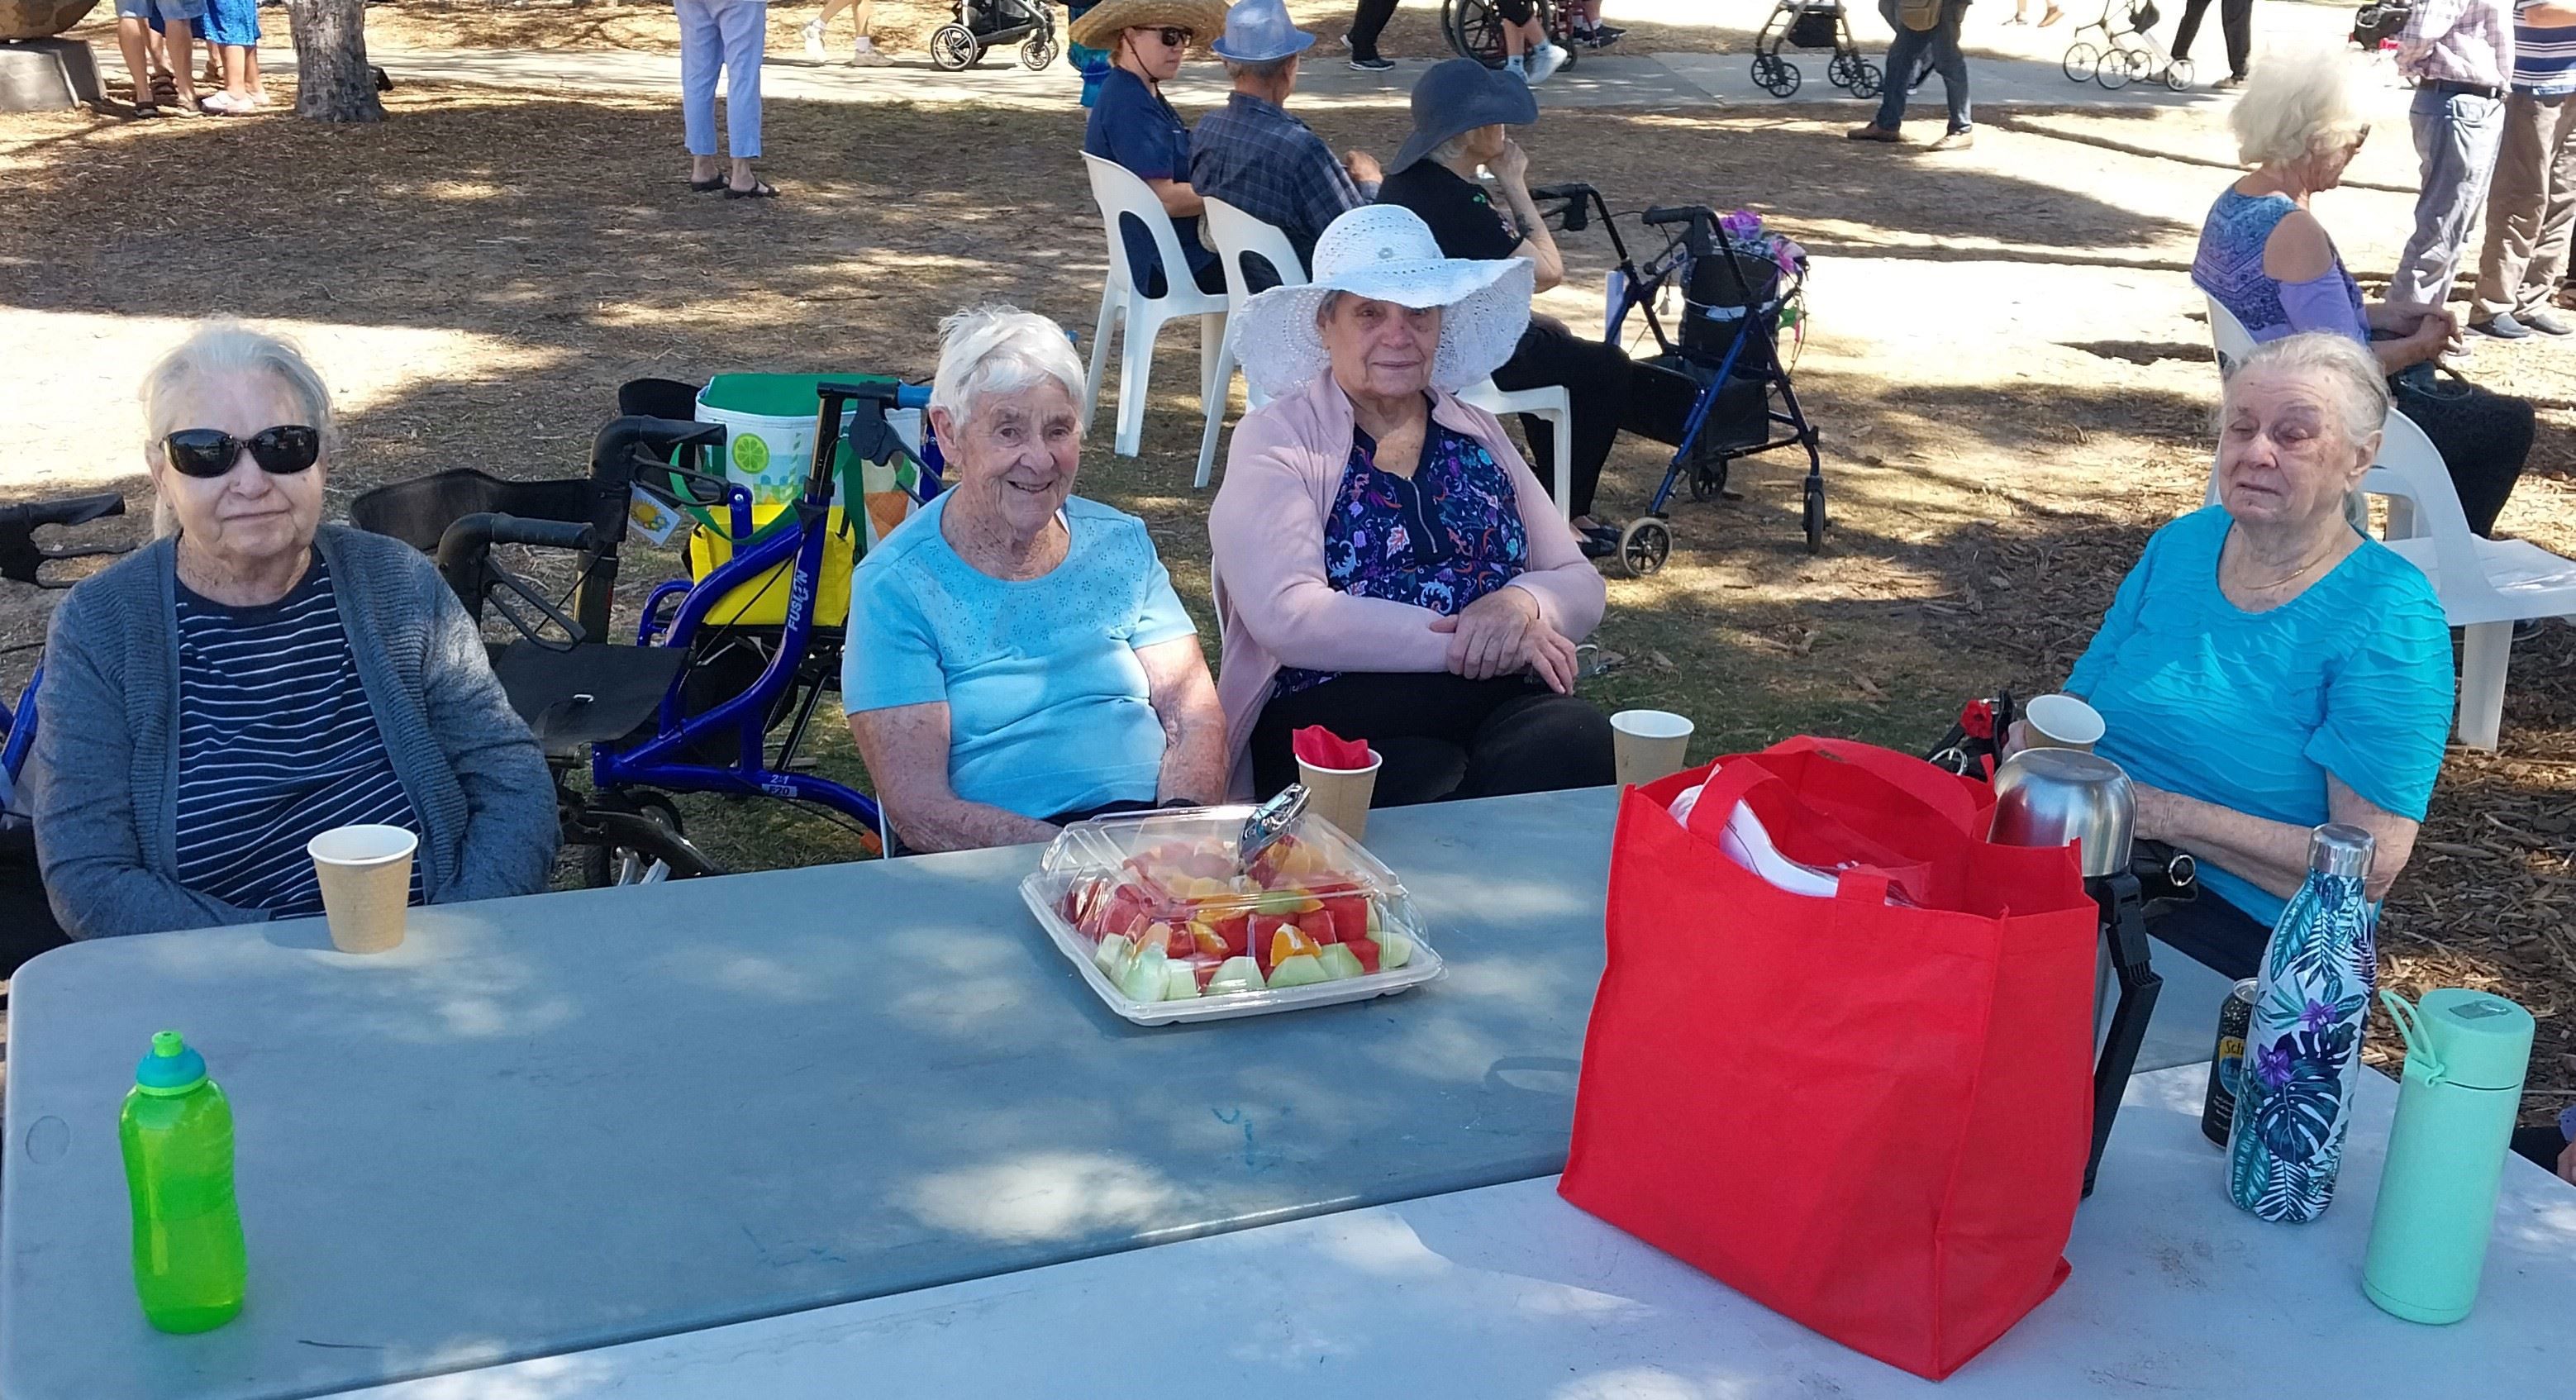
[163,425,322,479]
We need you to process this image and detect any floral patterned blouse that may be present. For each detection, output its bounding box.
[1273,405,1529,698]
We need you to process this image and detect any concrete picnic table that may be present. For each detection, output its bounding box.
[0,786,2236,1400]
[325,1064,2576,1398]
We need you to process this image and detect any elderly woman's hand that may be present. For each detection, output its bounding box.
[1431,588,1579,693]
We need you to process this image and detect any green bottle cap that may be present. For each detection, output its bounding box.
[2418,989,2535,1092]
[132,1031,209,1097]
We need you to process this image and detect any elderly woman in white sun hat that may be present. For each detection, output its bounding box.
[1207,203,1611,807]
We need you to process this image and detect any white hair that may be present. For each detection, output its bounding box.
[138,321,337,538]
[2231,53,2370,167]
[927,305,1088,426]
[1223,55,1295,83]
[2221,331,2388,448]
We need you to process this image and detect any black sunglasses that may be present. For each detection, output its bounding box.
[163,425,321,479]
[1147,25,1193,45]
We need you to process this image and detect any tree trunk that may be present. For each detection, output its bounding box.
[288,0,384,122]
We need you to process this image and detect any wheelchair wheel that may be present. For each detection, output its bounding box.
[1445,0,1511,67]
[2061,42,2097,83]
[2097,45,2136,88]
[1849,58,1883,98]
[2164,55,2195,90]
[1616,517,1672,578]
[1020,33,1059,69]
[930,24,979,70]
[1688,456,1731,502]
[579,791,713,888]
[1803,476,1827,553]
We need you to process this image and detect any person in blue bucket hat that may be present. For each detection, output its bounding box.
[1189,0,1385,278]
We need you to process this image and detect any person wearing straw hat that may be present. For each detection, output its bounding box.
[1378,57,1631,550]
[1191,0,1384,277]
[1207,205,1612,805]
[1078,0,1232,298]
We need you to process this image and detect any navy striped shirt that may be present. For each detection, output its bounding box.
[172,553,423,917]
[2516,3,2576,94]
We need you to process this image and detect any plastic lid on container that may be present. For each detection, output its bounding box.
[2419,988,2535,1092]
[698,374,896,419]
[133,1031,208,1097]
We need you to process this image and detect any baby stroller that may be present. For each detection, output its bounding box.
[1750,1,1883,99]
[1533,185,1827,574]
[2352,0,2411,50]
[929,0,1060,70]
[2063,0,2191,91]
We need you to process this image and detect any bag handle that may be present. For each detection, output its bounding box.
[1678,756,1935,904]
[1763,736,1988,835]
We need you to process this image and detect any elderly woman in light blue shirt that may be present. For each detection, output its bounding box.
[2029,333,2455,979]
[841,306,1229,853]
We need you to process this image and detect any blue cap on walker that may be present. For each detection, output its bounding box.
[1212,0,1316,63]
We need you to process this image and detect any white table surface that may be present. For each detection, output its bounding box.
[333,1064,2576,1399]
[1,785,2237,1400]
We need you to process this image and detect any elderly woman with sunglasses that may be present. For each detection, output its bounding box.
[27,323,556,939]
[1077,0,1231,298]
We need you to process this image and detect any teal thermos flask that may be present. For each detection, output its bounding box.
[2360,988,2536,1325]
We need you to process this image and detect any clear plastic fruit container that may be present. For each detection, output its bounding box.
[1017,805,1445,1026]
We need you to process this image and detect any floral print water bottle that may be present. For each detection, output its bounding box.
[2227,824,2377,1223]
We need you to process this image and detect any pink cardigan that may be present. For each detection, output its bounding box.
[1206,371,1609,796]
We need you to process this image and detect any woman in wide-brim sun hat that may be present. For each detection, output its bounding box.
[1204,203,1612,806]
[1069,0,1227,52]
[1078,0,1233,297]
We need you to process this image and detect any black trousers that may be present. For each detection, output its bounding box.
[1250,671,1615,806]
[2400,381,2533,538]
[2144,889,2269,983]
[1490,314,1631,520]
[2172,0,2252,80]
[1348,0,1400,58]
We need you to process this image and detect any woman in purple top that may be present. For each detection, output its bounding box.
[2192,61,2531,536]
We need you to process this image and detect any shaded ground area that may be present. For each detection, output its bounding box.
[4,69,2574,1118]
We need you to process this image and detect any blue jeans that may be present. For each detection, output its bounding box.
[1873,1,1970,133]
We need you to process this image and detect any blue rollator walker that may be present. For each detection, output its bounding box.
[1,490,132,978]
[1529,184,1826,574]
[350,377,941,877]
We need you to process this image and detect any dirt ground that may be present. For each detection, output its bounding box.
[5,26,2574,1121]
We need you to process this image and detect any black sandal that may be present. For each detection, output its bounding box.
[131,102,164,118]
[688,178,726,193]
[723,181,779,199]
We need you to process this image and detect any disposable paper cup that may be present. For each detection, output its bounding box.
[1297,751,1383,843]
[2024,693,2107,753]
[1612,709,1695,788]
[307,824,417,954]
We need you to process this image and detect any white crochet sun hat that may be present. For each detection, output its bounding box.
[1232,204,1535,402]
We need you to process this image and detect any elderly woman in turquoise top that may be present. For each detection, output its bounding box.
[2035,333,2455,980]
[841,306,1229,854]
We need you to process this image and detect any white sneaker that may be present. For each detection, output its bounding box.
[1526,42,1567,84]
[851,41,893,66]
[802,18,826,58]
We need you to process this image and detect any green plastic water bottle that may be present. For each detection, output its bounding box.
[2361,989,2535,1325]
[119,1031,246,1333]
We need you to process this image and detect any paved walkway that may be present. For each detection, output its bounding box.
[297,0,2391,117]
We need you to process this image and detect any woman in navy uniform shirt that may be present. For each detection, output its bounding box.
[1077,0,1231,298]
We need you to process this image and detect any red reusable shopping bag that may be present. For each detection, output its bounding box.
[1559,737,2098,1381]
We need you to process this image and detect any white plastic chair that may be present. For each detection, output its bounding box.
[1080,153,1228,459]
[1198,197,1307,488]
[2360,417,2576,750]
[2200,295,2576,749]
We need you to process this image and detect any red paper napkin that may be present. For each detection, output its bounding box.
[1293,726,1373,770]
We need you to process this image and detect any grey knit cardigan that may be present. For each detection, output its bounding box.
[29,524,559,937]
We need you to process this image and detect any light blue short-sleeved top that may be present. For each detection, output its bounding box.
[840,493,1198,821]
[2065,506,2455,926]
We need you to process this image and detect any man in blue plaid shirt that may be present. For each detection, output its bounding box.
[1190,0,1383,284]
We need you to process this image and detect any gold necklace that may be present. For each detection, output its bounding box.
[2227,531,2340,595]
